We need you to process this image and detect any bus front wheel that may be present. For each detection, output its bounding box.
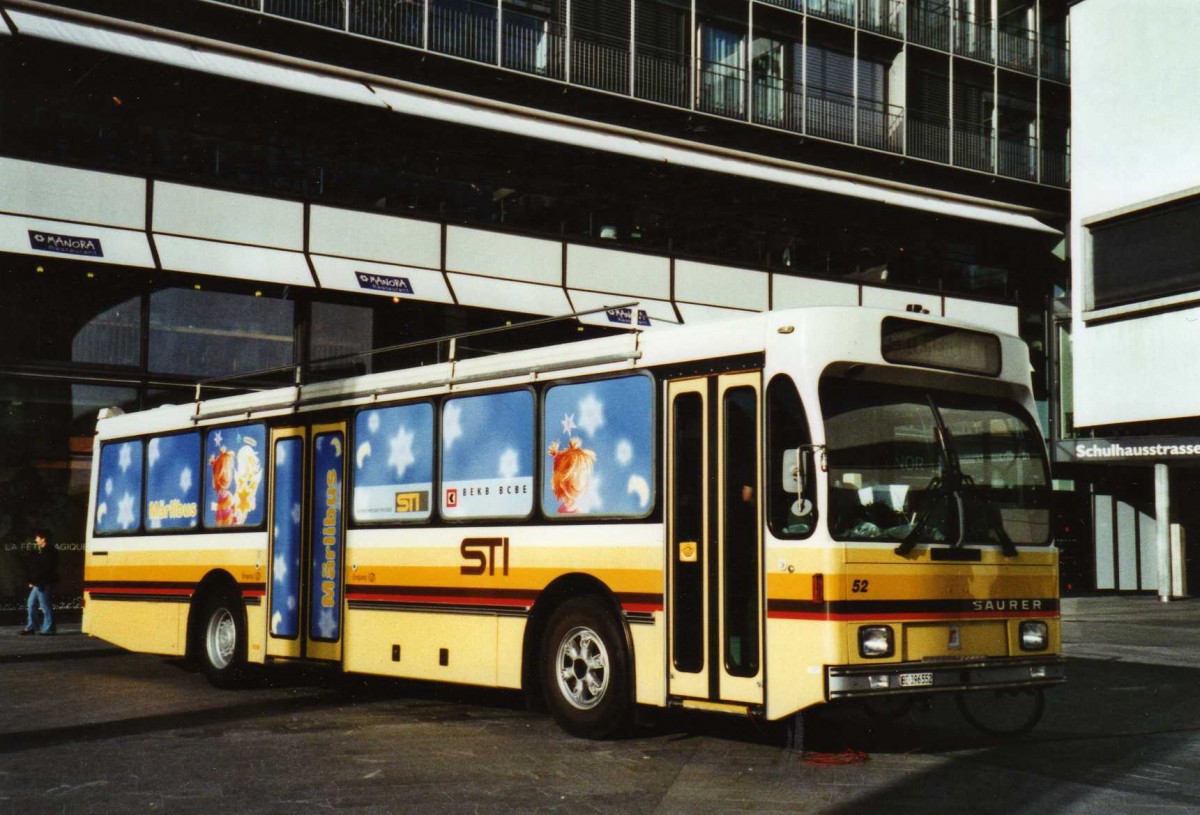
[198,592,254,689]
[540,598,633,739]
[956,687,1045,737]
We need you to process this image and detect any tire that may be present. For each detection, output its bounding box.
[197,591,255,689]
[540,597,633,739]
[861,695,916,721]
[955,687,1045,737]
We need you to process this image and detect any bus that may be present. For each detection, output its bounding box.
[83,306,1062,739]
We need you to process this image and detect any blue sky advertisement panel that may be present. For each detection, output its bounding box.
[353,403,434,522]
[204,424,266,528]
[95,440,144,534]
[145,433,200,530]
[441,390,534,520]
[542,375,654,518]
[271,436,304,639]
[310,431,344,642]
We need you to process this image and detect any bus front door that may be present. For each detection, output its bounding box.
[265,423,348,663]
[667,373,764,707]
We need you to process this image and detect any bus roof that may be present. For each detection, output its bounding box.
[96,307,1027,439]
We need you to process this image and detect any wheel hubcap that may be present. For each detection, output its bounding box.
[555,625,609,710]
[206,607,236,670]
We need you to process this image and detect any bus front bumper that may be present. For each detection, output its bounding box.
[827,656,1066,699]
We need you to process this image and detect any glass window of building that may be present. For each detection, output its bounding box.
[148,287,294,380]
[2,264,143,368]
[310,300,374,378]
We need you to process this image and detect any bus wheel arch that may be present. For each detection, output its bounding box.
[187,570,255,689]
[525,575,635,739]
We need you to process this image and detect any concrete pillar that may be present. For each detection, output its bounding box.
[1154,463,1171,601]
[1171,523,1188,598]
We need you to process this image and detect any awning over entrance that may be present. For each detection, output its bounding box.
[0,155,1024,334]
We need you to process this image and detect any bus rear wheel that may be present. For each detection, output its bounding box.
[198,592,254,689]
[541,598,632,739]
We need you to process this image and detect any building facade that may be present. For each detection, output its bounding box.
[1060,0,1196,597]
[0,0,1069,609]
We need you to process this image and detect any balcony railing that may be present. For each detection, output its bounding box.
[806,0,855,26]
[998,27,1036,73]
[953,14,993,63]
[998,133,1037,182]
[806,89,855,144]
[503,12,566,79]
[698,60,746,120]
[205,0,1067,186]
[754,0,802,12]
[859,0,905,39]
[429,0,497,64]
[953,125,994,172]
[1041,145,1070,188]
[221,0,1069,85]
[908,112,949,164]
[1041,38,1069,82]
[908,2,950,51]
[350,0,423,47]
[749,76,903,155]
[264,0,345,29]
[572,30,630,94]
[751,75,803,133]
[635,43,689,107]
[858,99,904,153]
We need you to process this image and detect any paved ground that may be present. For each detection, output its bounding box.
[1061,596,1200,668]
[1,598,1198,814]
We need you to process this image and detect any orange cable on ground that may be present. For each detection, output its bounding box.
[801,750,870,766]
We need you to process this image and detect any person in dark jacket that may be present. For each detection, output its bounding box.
[20,528,58,635]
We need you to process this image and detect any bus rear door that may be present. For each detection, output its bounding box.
[265,422,348,663]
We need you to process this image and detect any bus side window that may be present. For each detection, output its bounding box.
[541,375,655,519]
[94,439,145,535]
[767,376,816,538]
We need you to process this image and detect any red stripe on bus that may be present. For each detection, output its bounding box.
[621,603,663,613]
[86,586,192,597]
[767,609,1059,621]
[347,592,531,608]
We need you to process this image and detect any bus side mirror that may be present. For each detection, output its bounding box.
[782,448,806,495]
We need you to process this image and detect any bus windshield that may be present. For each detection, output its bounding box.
[821,379,1051,548]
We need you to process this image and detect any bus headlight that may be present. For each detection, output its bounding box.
[858,625,894,658]
[1019,621,1049,651]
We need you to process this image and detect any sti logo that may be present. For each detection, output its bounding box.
[444,488,458,508]
[460,537,510,577]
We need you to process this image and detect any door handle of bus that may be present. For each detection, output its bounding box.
[678,541,698,563]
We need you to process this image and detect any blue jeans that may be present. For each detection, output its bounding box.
[25,585,53,633]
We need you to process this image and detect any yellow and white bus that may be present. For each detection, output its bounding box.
[83,306,1062,738]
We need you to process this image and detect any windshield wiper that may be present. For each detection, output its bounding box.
[894,395,964,556]
[960,473,1019,558]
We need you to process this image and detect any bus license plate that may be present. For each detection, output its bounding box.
[899,672,933,688]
